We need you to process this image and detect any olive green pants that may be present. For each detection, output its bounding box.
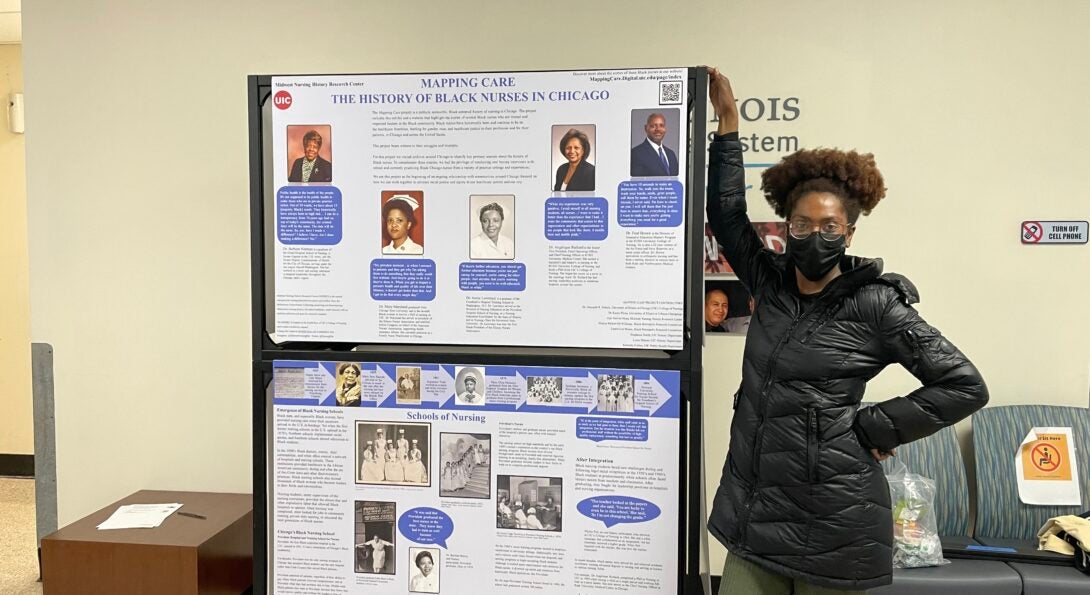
[719,554,867,595]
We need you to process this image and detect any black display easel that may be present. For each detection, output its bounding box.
[248,67,709,595]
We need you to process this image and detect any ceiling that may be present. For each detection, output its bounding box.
[0,0,20,45]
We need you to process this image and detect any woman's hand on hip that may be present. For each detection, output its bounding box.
[871,448,896,462]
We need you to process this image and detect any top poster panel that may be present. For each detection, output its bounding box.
[269,69,690,350]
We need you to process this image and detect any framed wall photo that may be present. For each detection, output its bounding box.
[704,221,787,276]
[703,280,754,335]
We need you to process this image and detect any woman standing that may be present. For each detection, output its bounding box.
[364,534,394,574]
[403,450,427,484]
[705,68,988,593]
[453,457,466,490]
[384,441,405,483]
[361,443,385,482]
[440,462,453,493]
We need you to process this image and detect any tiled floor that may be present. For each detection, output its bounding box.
[0,477,42,594]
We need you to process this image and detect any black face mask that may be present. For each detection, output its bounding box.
[787,233,845,282]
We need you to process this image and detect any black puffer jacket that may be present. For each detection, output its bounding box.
[705,132,989,590]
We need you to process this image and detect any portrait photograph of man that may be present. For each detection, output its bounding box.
[286,125,333,183]
[629,108,680,177]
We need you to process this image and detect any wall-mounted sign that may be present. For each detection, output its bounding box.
[1021,220,1088,244]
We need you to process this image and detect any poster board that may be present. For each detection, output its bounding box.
[250,67,709,595]
[270,360,681,594]
[266,69,691,350]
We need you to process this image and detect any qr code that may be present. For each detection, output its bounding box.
[659,80,683,105]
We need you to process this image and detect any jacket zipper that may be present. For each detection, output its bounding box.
[807,407,818,483]
[801,302,841,344]
[738,310,805,542]
[905,329,924,365]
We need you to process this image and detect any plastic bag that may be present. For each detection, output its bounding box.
[885,458,948,568]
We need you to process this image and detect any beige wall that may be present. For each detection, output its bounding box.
[21,0,1090,576]
[0,43,32,456]
[702,1,1090,572]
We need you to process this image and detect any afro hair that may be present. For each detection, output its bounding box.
[760,148,886,223]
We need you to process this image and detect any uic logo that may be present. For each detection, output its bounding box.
[273,90,293,110]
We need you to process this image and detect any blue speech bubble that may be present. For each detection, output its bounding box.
[370,259,436,301]
[459,262,526,291]
[617,180,683,227]
[577,495,661,528]
[398,507,454,548]
[575,417,648,442]
[544,197,608,240]
[276,186,343,244]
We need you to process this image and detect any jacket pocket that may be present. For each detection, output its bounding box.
[807,408,819,483]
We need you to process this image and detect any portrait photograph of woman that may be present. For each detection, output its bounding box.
[407,547,440,593]
[454,366,486,406]
[469,195,515,260]
[380,191,425,255]
[286,124,332,183]
[550,124,596,192]
[335,362,363,407]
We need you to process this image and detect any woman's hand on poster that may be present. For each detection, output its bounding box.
[707,67,739,134]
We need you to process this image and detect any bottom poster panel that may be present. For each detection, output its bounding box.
[271,360,681,595]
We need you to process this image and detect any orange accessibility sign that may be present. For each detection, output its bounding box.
[1021,433,1073,481]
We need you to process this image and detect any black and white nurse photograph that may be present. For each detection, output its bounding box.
[454,366,486,406]
[356,421,430,487]
[525,376,563,405]
[469,195,515,260]
[354,501,396,575]
[496,475,563,532]
[408,547,440,593]
[396,366,422,405]
[439,433,491,499]
[596,374,635,413]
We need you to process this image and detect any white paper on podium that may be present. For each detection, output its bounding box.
[96,503,183,530]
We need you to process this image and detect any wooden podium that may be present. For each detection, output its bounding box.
[41,490,253,595]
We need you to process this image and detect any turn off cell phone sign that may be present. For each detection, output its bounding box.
[1021,220,1088,244]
